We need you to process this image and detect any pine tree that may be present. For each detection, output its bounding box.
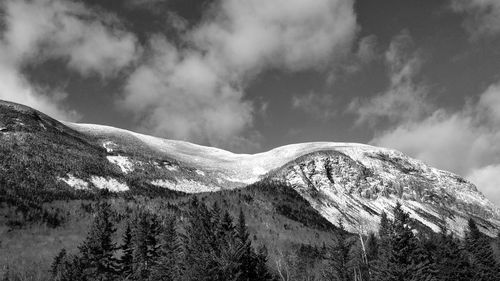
[131,211,161,281]
[372,211,391,281]
[183,197,219,281]
[78,201,118,281]
[323,220,355,281]
[254,245,273,281]
[434,229,474,281]
[384,202,418,281]
[149,217,183,281]
[53,255,86,281]
[51,248,67,277]
[236,209,258,281]
[118,222,133,279]
[464,218,499,281]
[365,232,379,262]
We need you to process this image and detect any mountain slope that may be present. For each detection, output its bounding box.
[1,100,499,236]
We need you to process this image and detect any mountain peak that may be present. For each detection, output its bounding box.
[1,99,499,237]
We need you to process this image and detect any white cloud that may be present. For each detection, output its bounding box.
[192,0,356,74]
[0,0,139,120]
[122,0,357,148]
[478,82,500,124]
[122,37,254,147]
[372,110,500,176]
[349,31,430,126]
[3,0,140,77]
[451,0,500,39]
[347,31,500,204]
[467,165,500,205]
[371,82,500,204]
[0,58,78,120]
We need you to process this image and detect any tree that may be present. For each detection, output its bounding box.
[51,249,67,277]
[254,245,273,281]
[323,220,355,281]
[131,211,161,281]
[149,216,183,281]
[78,201,118,281]
[434,229,474,281]
[53,255,87,281]
[183,197,219,281]
[236,209,258,281]
[464,218,499,281]
[384,203,418,281]
[118,222,133,279]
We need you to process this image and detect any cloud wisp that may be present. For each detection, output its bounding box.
[0,0,140,120]
[121,0,358,149]
[451,0,500,39]
[346,30,500,204]
[349,30,431,127]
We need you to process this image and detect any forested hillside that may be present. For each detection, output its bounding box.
[1,181,500,280]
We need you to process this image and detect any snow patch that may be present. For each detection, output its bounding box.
[166,164,179,172]
[151,179,219,193]
[151,179,175,188]
[195,169,205,176]
[59,174,88,190]
[107,156,134,174]
[91,176,129,192]
[103,141,117,153]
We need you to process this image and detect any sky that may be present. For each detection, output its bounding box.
[1,0,500,204]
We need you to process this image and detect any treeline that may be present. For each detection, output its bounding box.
[318,202,500,281]
[50,198,274,281]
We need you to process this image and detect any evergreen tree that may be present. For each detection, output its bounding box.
[149,217,183,281]
[51,248,67,277]
[236,209,258,281]
[365,232,379,262]
[118,222,133,279]
[78,201,118,281]
[464,218,499,281]
[254,245,273,281]
[131,211,161,281]
[434,229,474,281]
[53,255,87,281]
[372,212,391,281]
[323,220,355,281]
[183,197,219,281]
[384,203,418,281]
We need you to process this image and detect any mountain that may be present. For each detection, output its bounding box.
[1,100,499,236]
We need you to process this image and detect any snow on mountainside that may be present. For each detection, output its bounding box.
[0,100,498,237]
[265,150,500,236]
[65,122,500,236]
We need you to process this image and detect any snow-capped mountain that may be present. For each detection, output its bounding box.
[1,100,499,236]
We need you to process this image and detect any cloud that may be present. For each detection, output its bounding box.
[478,82,500,124]
[292,92,336,121]
[347,31,500,203]
[122,37,254,148]
[372,110,500,175]
[3,0,140,77]
[371,81,500,203]
[0,0,140,120]
[122,0,357,149]
[451,0,500,39]
[0,58,78,120]
[349,31,431,126]
[467,165,500,205]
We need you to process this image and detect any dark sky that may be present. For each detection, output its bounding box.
[1,0,500,203]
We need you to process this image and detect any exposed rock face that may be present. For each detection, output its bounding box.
[1,99,499,237]
[266,149,500,237]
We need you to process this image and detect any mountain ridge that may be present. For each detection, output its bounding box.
[1,99,499,236]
